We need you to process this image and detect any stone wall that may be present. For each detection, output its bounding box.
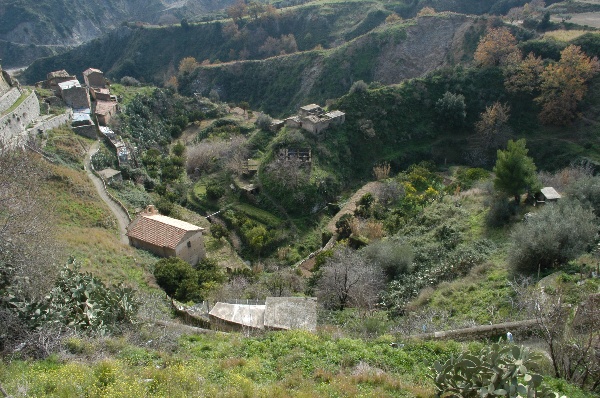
[0,70,11,96]
[0,91,40,147]
[72,124,98,139]
[29,111,72,136]
[264,297,317,331]
[0,87,21,113]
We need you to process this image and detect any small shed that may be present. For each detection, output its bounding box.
[537,187,562,203]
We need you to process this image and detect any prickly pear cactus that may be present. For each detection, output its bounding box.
[431,343,564,398]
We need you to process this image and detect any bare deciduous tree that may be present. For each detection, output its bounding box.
[264,157,309,190]
[186,136,248,177]
[513,281,600,393]
[315,247,385,310]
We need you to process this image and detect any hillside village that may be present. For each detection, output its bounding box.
[2,0,600,396]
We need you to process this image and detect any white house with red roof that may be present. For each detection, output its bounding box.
[126,205,205,266]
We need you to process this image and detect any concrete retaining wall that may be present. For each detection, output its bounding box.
[409,319,540,342]
[0,87,21,114]
[0,91,40,147]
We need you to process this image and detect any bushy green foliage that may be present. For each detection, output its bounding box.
[363,239,414,280]
[435,91,467,130]
[432,343,562,398]
[455,168,490,190]
[118,89,202,150]
[92,145,118,171]
[485,194,516,228]
[255,112,273,131]
[508,201,597,274]
[565,175,600,216]
[7,260,138,333]
[153,257,224,302]
[382,200,494,312]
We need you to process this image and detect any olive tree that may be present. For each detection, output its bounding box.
[508,200,597,274]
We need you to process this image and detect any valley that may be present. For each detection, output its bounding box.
[1,0,600,397]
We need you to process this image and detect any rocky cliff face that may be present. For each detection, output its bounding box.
[0,0,234,67]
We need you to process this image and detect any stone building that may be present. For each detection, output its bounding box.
[91,88,115,101]
[94,100,118,126]
[44,70,77,92]
[83,68,106,88]
[127,205,205,266]
[285,104,345,135]
[58,80,91,109]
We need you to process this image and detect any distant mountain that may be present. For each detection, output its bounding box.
[0,0,236,67]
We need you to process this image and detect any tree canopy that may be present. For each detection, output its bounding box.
[493,139,539,203]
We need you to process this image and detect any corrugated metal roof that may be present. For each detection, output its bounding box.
[58,80,81,90]
[127,214,203,249]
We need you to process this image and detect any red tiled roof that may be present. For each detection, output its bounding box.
[127,214,202,249]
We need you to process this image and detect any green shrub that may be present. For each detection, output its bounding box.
[362,239,414,280]
[508,201,597,274]
[485,195,515,228]
[456,167,490,190]
[153,257,202,302]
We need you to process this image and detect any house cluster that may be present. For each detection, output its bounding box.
[41,68,119,138]
[279,103,345,136]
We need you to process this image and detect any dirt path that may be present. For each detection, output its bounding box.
[296,181,383,276]
[325,181,382,233]
[85,141,130,244]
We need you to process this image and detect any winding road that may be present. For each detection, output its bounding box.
[85,141,130,244]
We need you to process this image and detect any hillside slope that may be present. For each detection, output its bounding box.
[0,0,235,68]
[180,13,481,114]
[22,11,483,115]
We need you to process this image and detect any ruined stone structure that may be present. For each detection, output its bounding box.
[98,126,131,166]
[127,205,206,266]
[285,104,345,135]
[83,68,106,88]
[94,100,118,126]
[91,88,114,101]
[43,70,77,92]
[72,111,97,139]
[279,148,312,163]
